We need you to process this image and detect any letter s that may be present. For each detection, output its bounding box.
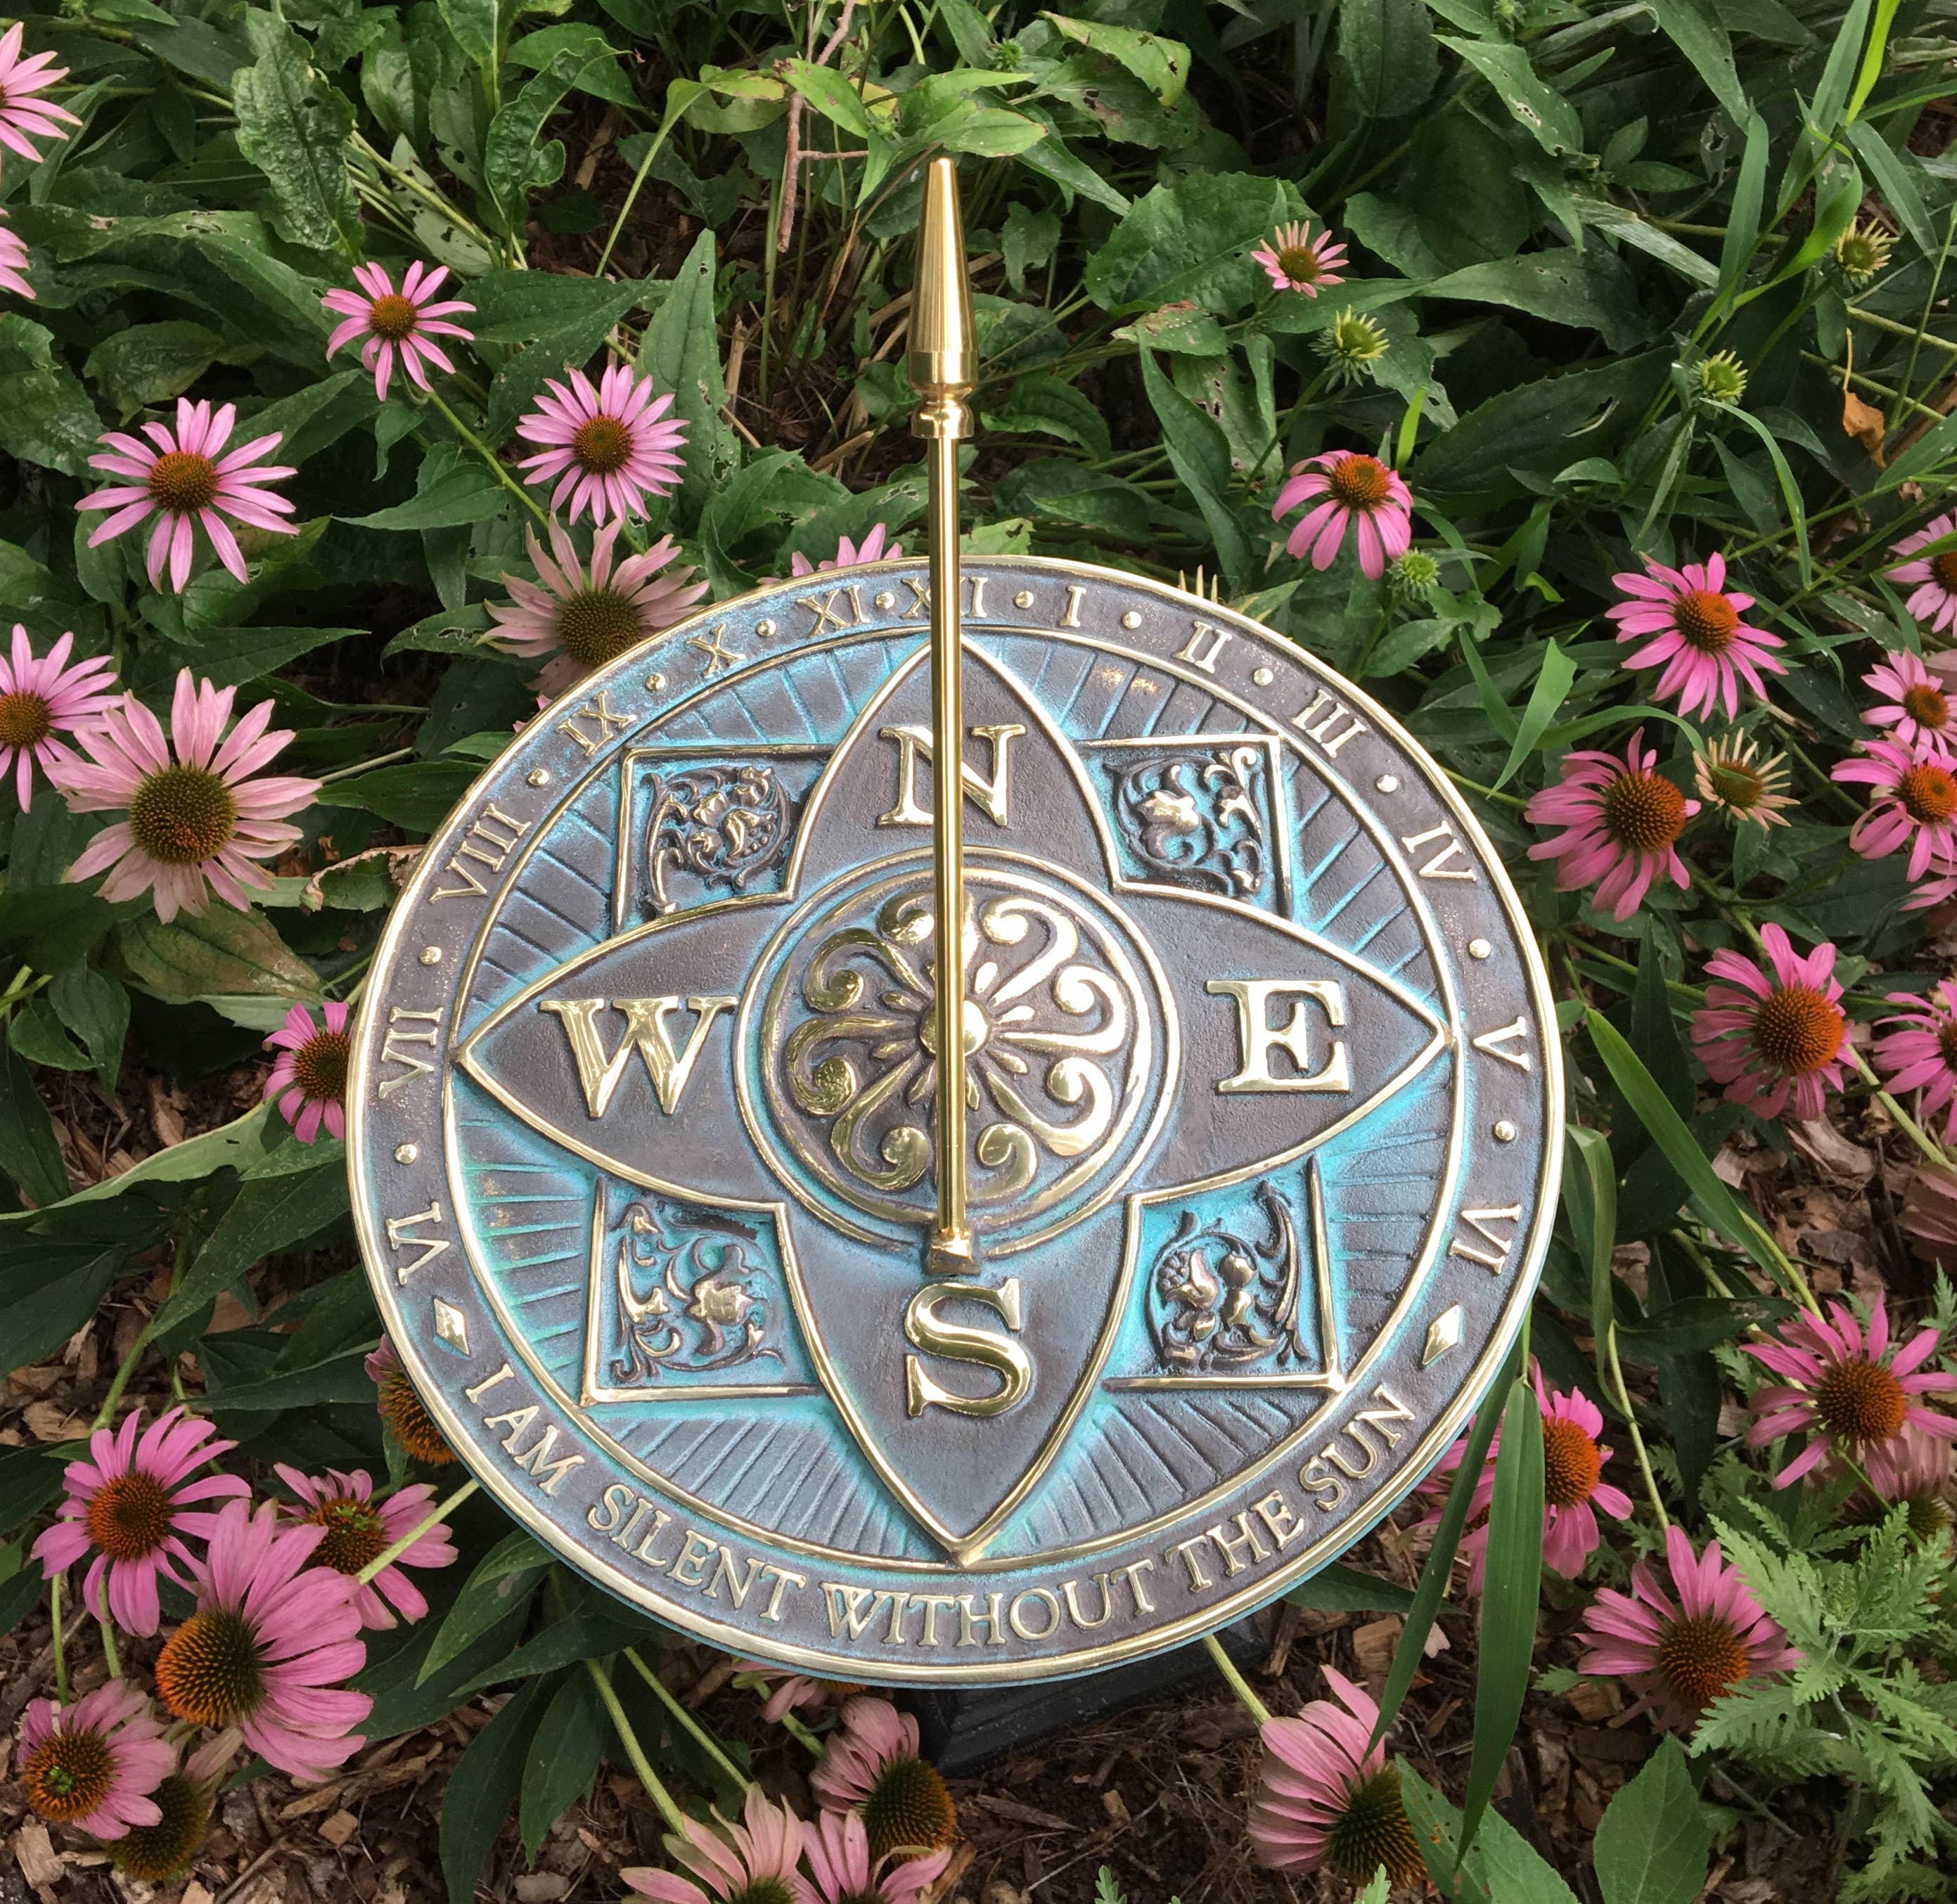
[903,1279,1033,1418]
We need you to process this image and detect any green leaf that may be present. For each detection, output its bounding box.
[1437,38,1585,155]
[1585,1012,1786,1285]
[1491,644,1577,790]
[639,231,737,524]
[160,625,363,688]
[1594,1738,1712,1904]
[441,1673,552,1904]
[438,0,500,68]
[421,1532,551,1683]
[1722,404,1810,581]
[347,446,508,531]
[507,23,636,107]
[1842,120,1934,258]
[153,1149,350,1335]
[780,58,874,137]
[1477,1809,1581,1903]
[317,761,477,832]
[10,997,88,1072]
[1083,172,1295,314]
[1283,1561,1416,1615]
[0,1559,42,1638]
[453,1604,655,1699]
[1401,1765,1493,1903]
[1138,347,1252,591]
[1645,0,1746,121]
[0,1043,71,1209]
[359,1592,534,1737]
[521,1671,607,1858]
[0,1246,124,1370]
[0,316,103,477]
[1810,0,1872,136]
[1333,0,1438,121]
[1457,1373,1543,1860]
[50,966,129,1093]
[485,50,603,231]
[84,321,233,416]
[111,908,323,1012]
[0,1105,275,1227]
[1718,113,1770,308]
[231,10,359,251]
[1426,251,1649,352]
[0,1445,68,1533]
[1042,14,1189,104]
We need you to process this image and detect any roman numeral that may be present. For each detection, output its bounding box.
[1292,688,1368,758]
[386,1200,451,1283]
[688,622,743,678]
[378,1008,440,1098]
[554,690,631,758]
[1399,823,1477,880]
[877,723,1025,827]
[800,586,864,636]
[1471,1015,1533,1071]
[540,995,738,1117]
[429,804,530,902]
[1448,1204,1524,1274]
[1178,619,1233,674]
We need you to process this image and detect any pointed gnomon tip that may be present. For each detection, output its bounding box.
[908,156,976,404]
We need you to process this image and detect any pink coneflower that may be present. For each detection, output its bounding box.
[273,1465,455,1629]
[77,398,296,594]
[1856,1426,1954,1536]
[1248,1667,1423,1882]
[1690,923,1849,1121]
[1607,552,1785,720]
[515,364,687,524]
[0,626,117,808]
[1525,729,1698,922]
[0,22,82,162]
[263,1001,351,1143]
[1903,1159,1957,1261]
[1576,1524,1801,1730]
[51,670,320,923]
[1873,980,1957,1141]
[1271,451,1413,579]
[790,524,904,575]
[322,259,475,403]
[1862,649,1956,758]
[1833,736,1957,878]
[734,1664,860,1723]
[622,1787,812,1904]
[1251,220,1348,297]
[811,1697,958,1862]
[32,1406,249,1635]
[1887,513,1957,635]
[1743,1298,1957,1489]
[803,1810,948,1904]
[106,1731,238,1884]
[365,1336,456,1466]
[0,207,32,300]
[16,1680,173,1840]
[487,517,707,695]
[153,1498,370,1784]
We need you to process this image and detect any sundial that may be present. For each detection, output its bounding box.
[347,162,1560,1683]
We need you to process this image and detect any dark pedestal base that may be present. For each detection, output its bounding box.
[898,1619,1266,1777]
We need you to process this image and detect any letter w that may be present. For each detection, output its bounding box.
[541,996,737,1117]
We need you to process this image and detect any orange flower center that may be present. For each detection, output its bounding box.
[23,1728,115,1824]
[1709,760,1764,809]
[1541,1414,1603,1507]
[146,449,219,515]
[1326,454,1391,511]
[1932,551,1957,591]
[1750,984,1844,1076]
[556,587,644,668]
[1654,1613,1750,1709]
[1598,768,1688,854]
[1902,683,1951,730]
[1276,245,1321,283]
[571,415,634,477]
[110,1773,212,1884]
[378,1364,456,1466]
[155,1609,264,1728]
[0,689,51,749]
[861,1755,957,1862]
[1812,1355,1908,1443]
[1674,588,1740,654]
[1325,1764,1425,1885]
[367,292,419,342]
[306,1495,390,1574]
[1897,761,1957,823]
[127,764,238,866]
[84,1471,175,1561]
[293,1028,350,1103]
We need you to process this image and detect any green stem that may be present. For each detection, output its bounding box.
[586,1657,689,1834]
[782,1710,824,1756]
[1845,303,1957,357]
[423,389,549,527]
[624,1647,751,1793]
[1600,1319,1669,1526]
[1203,1632,1271,1725]
[319,746,416,785]
[92,1313,159,1429]
[51,1571,68,1704]
[354,1479,478,1584]
[1844,1044,1952,1170]
[96,1577,121,1680]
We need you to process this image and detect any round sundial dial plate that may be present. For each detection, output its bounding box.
[347,556,1561,1683]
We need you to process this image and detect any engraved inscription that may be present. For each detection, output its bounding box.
[1471,1015,1534,1071]
[378,1007,441,1099]
[429,804,530,903]
[903,1278,1032,1417]
[1207,979,1350,1094]
[1448,1204,1525,1273]
[554,690,631,757]
[542,996,737,1117]
[385,1199,451,1284]
[1292,687,1368,757]
[876,722,1024,827]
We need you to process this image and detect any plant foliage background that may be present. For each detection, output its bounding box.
[4,0,1957,1898]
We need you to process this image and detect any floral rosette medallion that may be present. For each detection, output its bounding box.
[347,558,1559,1681]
